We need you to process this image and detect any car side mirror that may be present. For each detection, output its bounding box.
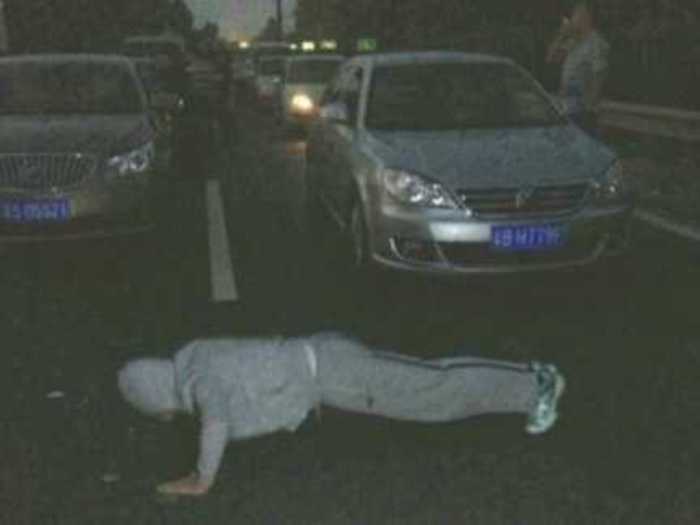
[319,101,349,124]
[550,94,566,114]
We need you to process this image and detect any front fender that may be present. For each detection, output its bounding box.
[346,148,382,236]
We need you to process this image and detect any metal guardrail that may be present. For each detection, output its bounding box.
[599,100,700,142]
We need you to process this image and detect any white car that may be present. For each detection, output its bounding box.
[279,55,345,129]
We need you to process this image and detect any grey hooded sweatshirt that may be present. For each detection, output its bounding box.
[118,336,318,482]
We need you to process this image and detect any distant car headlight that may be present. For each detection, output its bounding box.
[290,93,314,114]
[383,169,458,209]
[592,161,630,203]
[107,142,155,178]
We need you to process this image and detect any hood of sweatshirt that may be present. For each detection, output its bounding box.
[117,358,179,416]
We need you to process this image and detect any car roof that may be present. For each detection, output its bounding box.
[286,54,345,64]
[124,35,185,45]
[347,51,513,67]
[259,55,287,62]
[130,57,156,64]
[251,42,290,49]
[0,53,136,67]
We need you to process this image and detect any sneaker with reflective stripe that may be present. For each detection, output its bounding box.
[526,362,566,435]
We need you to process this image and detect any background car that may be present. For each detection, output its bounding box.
[0,54,161,241]
[231,52,252,86]
[185,55,227,115]
[254,56,286,109]
[306,52,635,275]
[279,54,345,131]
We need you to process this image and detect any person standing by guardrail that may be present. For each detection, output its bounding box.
[547,1,610,136]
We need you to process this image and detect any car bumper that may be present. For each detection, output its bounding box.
[0,179,154,242]
[368,203,634,275]
[257,91,279,106]
[283,109,317,129]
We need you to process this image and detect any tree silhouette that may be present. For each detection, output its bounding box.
[3,0,195,53]
[256,16,281,41]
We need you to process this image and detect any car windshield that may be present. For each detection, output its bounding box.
[123,41,183,60]
[0,61,143,115]
[134,61,163,92]
[287,59,342,84]
[258,58,284,76]
[366,62,564,131]
[253,46,291,59]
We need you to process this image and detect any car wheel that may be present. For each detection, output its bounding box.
[346,200,388,297]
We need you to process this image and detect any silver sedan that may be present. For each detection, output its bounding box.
[305,51,634,275]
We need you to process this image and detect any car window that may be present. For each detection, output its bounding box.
[365,62,564,131]
[134,61,164,93]
[339,67,363,125]
[259,58,284,76]
[0,62,144,115]
[123,41,184,63]
[320,69,344,106]
[287,60,342,84]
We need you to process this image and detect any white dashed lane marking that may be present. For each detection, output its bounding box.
[205,178,239,302]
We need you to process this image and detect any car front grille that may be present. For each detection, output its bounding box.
[457,183,590,218]
[0,153,98,192]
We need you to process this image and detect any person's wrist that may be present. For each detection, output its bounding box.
[195,471,213,488]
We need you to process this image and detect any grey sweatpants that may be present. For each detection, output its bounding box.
[314,337,538,422]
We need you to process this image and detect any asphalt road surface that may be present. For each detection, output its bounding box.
[2,105,700,524]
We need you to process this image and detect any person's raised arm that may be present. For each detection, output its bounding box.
[584,39,610,113]
[547,18,575,64]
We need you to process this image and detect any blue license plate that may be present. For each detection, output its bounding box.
[491,224,567,252]
[0,199,71,224]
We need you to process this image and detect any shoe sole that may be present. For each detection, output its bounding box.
[526,371,566,435]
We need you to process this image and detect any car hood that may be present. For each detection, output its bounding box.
[363,125,616,189]
[284,84,326,104]
[0,115,153,157]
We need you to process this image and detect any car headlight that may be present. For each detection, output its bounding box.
[592,161,629,203]
[290,93,314,113]
[383,169,458,209]
[107,142,155,178]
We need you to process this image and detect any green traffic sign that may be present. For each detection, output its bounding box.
[357,38,377,52]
